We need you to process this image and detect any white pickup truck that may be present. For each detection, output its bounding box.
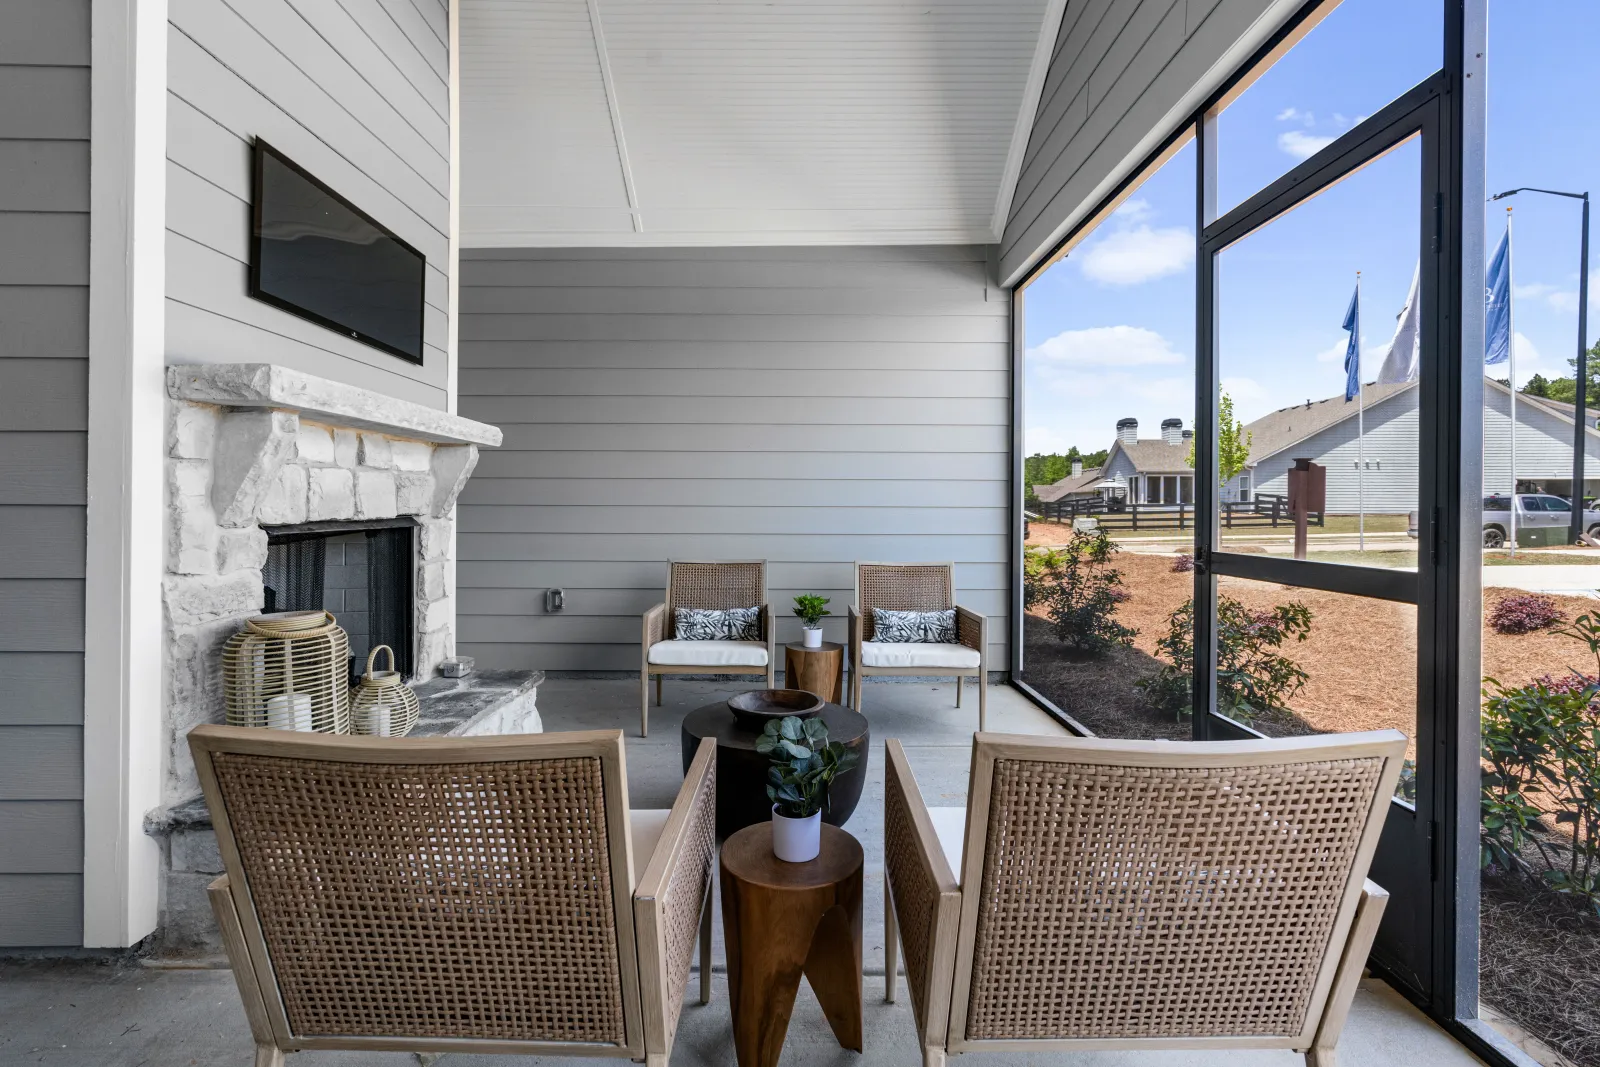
[1483,493,1600,548]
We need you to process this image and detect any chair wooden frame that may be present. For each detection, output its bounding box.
[883,730,1406,1067]
[191,725,717,1067]
[641,559,775,737]
[849,562,987,729]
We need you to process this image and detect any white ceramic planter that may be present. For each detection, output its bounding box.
[802,626,823,649]
[771,805,822,862]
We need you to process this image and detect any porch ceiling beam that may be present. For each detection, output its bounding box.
[991,0,1067,241]
[587,0,642,233]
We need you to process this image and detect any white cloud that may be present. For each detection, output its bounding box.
[1278,129,1337,160]
[1220,376,1272,422]
[1028,325,1185,368]
[1077,226,1193,285]
[1112,197,1154,224]
[1516,275,1600,314]
[1313,337,1348,364]
[1276,106,1315,125]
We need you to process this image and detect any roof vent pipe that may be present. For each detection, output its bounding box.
[1116,418,1138,445]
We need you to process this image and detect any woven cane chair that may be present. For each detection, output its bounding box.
[883,729,1407,1067]
[850,562,987,728]
[641,559,774,736]
[190,725,717,1067]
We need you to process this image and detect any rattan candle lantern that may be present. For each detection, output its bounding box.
[222,610,351,733]
[350,645,420,737]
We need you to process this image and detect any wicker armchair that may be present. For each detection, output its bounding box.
[884,730,1407,1067]
[641,559,774,737]
[849,562,986,728]
[190,725,717,1067]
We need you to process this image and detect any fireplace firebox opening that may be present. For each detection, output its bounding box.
[262,517,417,682]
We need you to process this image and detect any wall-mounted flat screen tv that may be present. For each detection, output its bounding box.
[249,140,426,364]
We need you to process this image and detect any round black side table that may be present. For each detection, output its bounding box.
[681,697,869,838]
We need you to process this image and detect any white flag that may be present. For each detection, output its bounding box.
[1376,262,1421,384]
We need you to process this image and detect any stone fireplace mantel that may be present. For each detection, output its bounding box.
[167,363,502,447]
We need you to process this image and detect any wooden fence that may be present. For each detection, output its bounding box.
[1032,494,1324,532]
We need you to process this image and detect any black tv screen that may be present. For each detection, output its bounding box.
[250,140,426,364]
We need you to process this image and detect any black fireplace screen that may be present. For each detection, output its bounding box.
[262,520,415,681]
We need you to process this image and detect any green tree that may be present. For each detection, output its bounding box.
[1519,340,1600,404]
[1185,394,1253,485]
[1522,373,1555,398]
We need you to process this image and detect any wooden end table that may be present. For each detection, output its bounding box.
[720,821,863,1067]
[783,640,844,704]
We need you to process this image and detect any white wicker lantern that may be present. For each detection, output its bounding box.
[350,645,421,737]
[222,610,351,733]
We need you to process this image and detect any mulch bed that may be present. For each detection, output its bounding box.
[1481,871,1600,1066]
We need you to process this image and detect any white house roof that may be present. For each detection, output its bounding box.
[459,0,1058,247]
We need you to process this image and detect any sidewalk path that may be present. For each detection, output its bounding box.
[1485,564,1600,595]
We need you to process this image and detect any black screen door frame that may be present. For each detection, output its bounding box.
[1192,70,1470,1013]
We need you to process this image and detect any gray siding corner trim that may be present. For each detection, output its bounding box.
[458,245,1011,673]
[0,0,88,948]
[999,0,1301,286]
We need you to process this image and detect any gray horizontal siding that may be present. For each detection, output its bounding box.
[1000,0,1293,283]
[166,0,452,406]
[459,246,1011,672]
[0,875,82,947]
[1,0,86,947]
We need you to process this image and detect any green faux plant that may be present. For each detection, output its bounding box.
[792,594,831,629]
[756,715,859,819]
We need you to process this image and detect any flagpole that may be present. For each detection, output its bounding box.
[1508,207,1518,558]
[1357,271,1366,552]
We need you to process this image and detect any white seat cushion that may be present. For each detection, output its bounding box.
[630,808,671,873]
[860,641,980,670]
[648,640,768,667]
[927,806,966,882]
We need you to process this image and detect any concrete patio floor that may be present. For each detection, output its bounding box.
[0,677,1484,1067]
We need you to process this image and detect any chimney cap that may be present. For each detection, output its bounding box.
[1116,417,1138,427]
[1161,417,1183,428]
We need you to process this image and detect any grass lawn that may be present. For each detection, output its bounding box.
[1258,548,1600,568]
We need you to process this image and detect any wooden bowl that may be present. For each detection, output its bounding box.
[727,688,825,730]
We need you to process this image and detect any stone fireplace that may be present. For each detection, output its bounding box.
[147,364,547,954]
[159,363,502,806]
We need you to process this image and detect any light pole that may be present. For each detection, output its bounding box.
[1490,187,1591,543]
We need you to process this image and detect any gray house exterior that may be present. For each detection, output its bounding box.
[1225,378,1600,513]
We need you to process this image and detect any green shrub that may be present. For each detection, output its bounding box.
[1139,596,1313,720]
[1023,530,1136,654]
[1481,672,1600,914]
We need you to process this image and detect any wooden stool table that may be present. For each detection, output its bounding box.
[783,640,844,704]
[720,822,863,1067]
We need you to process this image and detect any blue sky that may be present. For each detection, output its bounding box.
[1023,0,1597,457]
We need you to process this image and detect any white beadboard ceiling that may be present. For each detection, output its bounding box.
[460,0,1058,247]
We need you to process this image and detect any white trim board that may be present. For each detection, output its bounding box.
[991,0,1068,241]
[83,0,168,948]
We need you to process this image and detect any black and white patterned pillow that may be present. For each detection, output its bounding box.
[872,608,956,644]
[675,606,761,641]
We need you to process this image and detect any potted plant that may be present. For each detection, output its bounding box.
[793,593,831,648]
[756,715,859,862]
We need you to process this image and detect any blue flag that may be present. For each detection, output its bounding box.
[1342,284,1360,402]
[1485,225,1511,365]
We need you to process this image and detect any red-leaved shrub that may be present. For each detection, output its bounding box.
[1489,594,1563,635]
[1171,553,1194,573]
